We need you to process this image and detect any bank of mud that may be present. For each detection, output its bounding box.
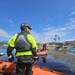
[48,50,75,73]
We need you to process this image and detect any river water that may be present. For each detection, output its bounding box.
[68,47,75,54]
[0,48,75,75]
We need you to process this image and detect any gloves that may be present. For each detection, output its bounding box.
[32,48,37,56]
[33,56,39,64]
[33,56,39,60]
[8,55,14,62]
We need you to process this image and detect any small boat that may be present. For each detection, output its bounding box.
[37,44,48,57]
[0,60,66,75]
[37,44,48,63]
[37,49,48,57]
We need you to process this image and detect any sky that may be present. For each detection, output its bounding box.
[0,0,75,43]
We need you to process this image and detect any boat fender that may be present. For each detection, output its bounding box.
[2,65,7,71]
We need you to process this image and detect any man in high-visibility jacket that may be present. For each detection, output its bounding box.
[7,22,38,75]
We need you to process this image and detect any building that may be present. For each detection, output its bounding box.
[64,40,75,46]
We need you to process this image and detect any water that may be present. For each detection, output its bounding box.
[68,47,75,54]
[35,55,75,75]
[0,48,75,75]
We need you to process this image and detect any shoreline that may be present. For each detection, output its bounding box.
[48,50,75,72]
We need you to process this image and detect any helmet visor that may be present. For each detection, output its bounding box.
[26,26,32,30]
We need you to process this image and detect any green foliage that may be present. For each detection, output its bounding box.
[0,41,8,46]
[49,42,63,47]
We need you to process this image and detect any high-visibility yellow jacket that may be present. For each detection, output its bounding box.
[8,32,37,56]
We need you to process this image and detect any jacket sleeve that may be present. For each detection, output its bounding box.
[7,34,17,62]
[7,46,14,62]
[27,34,38,56]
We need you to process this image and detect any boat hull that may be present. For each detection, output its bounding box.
[37,50,48,57]
[0,60,65,75]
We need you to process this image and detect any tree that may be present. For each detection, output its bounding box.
[58,37,60,42]
[54,35,60,42]
[54,35,57,42]
[54,37,56,42]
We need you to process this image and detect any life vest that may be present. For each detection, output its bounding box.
[15,31,31,52]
